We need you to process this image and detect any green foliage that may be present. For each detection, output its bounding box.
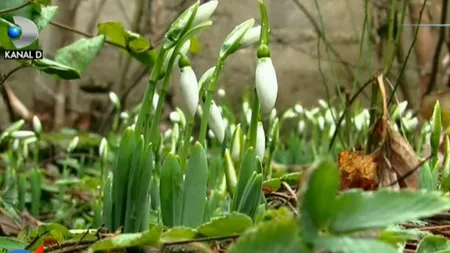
[34,5,57,31]
[197,212,253,237]
[55,35,105,73]
[98,22,157,66]
[227,219,305,253]
[90,224,162,250]
[181,142,209,227]
[32,58,81,80]
[160,153,184,227]
[416,235,450,253]
[0,237,26,250]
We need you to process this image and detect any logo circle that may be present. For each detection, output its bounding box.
[7,26,21,39]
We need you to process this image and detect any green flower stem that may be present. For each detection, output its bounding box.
[258,0,269,46]
[248,88,260,149]
[149,44,186,145]
[180,119,194,170]
[198,58,224,147]
[134,49,166,141]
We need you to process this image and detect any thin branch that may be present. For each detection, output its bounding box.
[425,0,449,96]
[291,0,354,79]
[0,0,32,15]
[49,21,142,51]
[0,63,29,122]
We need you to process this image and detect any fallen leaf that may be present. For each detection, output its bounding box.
[337,150,378,191]
[377,118,420,189]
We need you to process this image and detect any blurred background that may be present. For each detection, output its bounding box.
[0,0,447,134]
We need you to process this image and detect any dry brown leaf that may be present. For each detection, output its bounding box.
[377,118,420,189]
[337,150,378,191]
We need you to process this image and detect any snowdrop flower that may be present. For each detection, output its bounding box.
[32,115,42,134]
[298,120,305,133]
[245,110,252,125]
[11,130,35,139]
[170,111,181,123]
[178,55,199,118]
[324,108,336,124]
[12,139,19,151]
[67,136,79,153]
[328,123,336,138]
[294,104,304,114]
[208,129,216,139]
[120,112,129,120]
[391,101,408,121]
[255,57,278,114]
[256,122,265,159]
[281,108,297,120]
[317,116,325,130]
[164,129,173,139]
[208,101,226,143]
[218,88,226,98]
[270,108,277,122]
[152,93,159,112]
[109,92,120,110]
[240,25,261,48]
[99,138,108,157]
[192,0,218,27]
[318,99,328,110]
[231,124,243,162]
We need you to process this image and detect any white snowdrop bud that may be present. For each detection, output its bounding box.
[179,55,199,119]
[164,129,173,139]
[240,25,261,48]
[298,120,305,133]
[218,88,226,98]
[282,108,297,120]
[67,136,79,153]
[255,57,278,114]
[99,138,108,157]
[231,124,243,162]
[11,130,35,139]
[109,92,120,110]
[32,115,42,134]
[318,99,328,109]
[170,111,181,123]
[294,104,304,114]
[256,122,265,159]
[152,93,159,112]
[192,0,218,27]
[208,101,226,143]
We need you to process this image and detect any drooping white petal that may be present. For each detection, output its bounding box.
[11,130,35,139]
[256,122,265,159]
[240,25,261,48]
[231,125,242,162]
[208,101,226,143]
[152,93,159,112]
[192,0,218,27]
[255,57,278,114]
[179,66,199,118]
[32,115,42,134]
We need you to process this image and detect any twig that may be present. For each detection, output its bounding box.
[291,0,355,79]
[49,21,133,51]
[388,0,429,106]
[0,63,28,90]
[328,76,377,151]
[281,182,298,202]
[0,0,32,15]
[424,0,449,96]
[0,63,29,122]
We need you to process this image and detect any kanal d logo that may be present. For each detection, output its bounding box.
[6,16,39,49]
[9,244,44,253]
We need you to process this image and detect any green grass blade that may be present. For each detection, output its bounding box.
[231,147,257,211]
[102,172,113,230]
[124,135,145,233]
[181,142,209,227]
[112,127,136,230]
[160,153,184,227]
[237,172,263,219]
[30,168,42,217]
[134,143,154,231]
